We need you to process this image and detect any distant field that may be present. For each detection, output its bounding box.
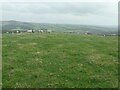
[2,32,118,88]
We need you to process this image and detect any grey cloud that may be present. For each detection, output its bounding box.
[2,2,109,15]
[2,2,117,26]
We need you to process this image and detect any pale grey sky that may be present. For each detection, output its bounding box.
[1,2,118,26]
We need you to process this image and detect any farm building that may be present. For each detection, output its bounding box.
[85,32,92,35]
[27,29,34,33]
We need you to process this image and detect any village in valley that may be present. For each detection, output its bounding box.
[1,20,117,36]
[4,28,117,36]
[5,28,52,33]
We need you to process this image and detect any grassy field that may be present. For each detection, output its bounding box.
[0,34,2,89]
[2,32,118,88]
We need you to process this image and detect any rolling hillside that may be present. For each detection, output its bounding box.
[1,20,117,34]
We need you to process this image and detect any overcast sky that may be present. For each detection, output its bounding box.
[1,2,118,26]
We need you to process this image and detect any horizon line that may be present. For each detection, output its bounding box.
[1,20,117,27]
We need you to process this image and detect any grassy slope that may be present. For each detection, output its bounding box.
[0,34,2,89]
[2,32,118,88]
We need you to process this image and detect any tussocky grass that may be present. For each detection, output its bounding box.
[2,32,118,88]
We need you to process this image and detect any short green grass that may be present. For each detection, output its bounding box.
[2,32,118,88]
[0,34,2,89]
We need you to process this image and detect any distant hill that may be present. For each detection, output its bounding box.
[1,20,117,34]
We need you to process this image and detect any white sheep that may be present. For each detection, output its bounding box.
[39,30,43,33]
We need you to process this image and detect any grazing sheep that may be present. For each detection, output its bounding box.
[16,30,20,33]
[39,30,43,33]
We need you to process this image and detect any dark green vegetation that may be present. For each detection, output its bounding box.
[2,32,118,88]
[1,20,117,35]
